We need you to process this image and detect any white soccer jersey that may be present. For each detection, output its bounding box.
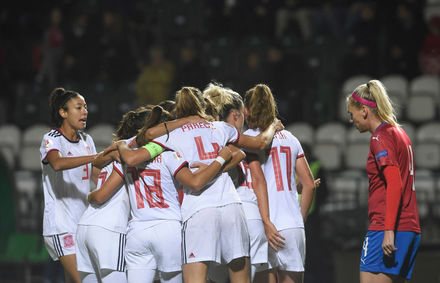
[153,121,241,221]
[119,150,186,232]
[234,161,261,220]
[40,128,97,236]
[244,129,304,231]
[78,161,130,233]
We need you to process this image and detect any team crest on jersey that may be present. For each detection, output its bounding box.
[86,146,92,154]
[63,234,74,248]
[45,138,54,149]
[67,151,73,156]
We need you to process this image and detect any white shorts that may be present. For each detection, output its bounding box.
[44,233,76,261]
[125,220,182,273]
[268,228,305,272]
[247,219,268,270]
[182,203,250,265]
[76,225,126,273]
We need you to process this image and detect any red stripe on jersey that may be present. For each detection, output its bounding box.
[173,161,189,178]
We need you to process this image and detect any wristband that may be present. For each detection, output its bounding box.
[142,142,164,159]
[215,156,225,166]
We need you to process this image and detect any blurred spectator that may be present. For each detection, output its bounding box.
[136,45,175,106]
[421,16,440,76]
[63,13,95,83]
[276,0,312,41]
[237,50,265,94]
[174,44,208,90]
[385,3,425,79]
[343,2,379,77]
[35,8,64,87]
[96,10,132,82]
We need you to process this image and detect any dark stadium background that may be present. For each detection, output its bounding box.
[1,0,439,282]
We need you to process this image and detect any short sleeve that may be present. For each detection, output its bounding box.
[113,161,124,177]
[163,151,188,177]
[40,133,62,164]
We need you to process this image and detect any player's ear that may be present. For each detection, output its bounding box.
[59,108,68,119]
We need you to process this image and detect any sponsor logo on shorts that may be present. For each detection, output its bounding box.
[189,252,195,258]
[63,234,74,248]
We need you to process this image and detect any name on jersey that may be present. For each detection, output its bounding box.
[181,122,215,132]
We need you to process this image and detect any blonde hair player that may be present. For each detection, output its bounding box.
[143,86,282,283]
[203,83,285,282]
[89,105,234,283]
[347,80,421,283]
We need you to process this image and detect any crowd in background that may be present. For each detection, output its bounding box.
[0,0,436,128]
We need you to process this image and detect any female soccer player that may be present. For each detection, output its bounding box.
[40,87,114,283]
[346,80,421,283]
[144,86,282,283]
[203,83,284,282]
[243,84,315,283]
[89,105,234,283]
[76,106,151,283]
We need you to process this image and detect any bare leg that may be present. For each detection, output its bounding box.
[360,271,406,283]
[183,262,208,283]
[278,271,303,283]
[228,257,250,283]
[59,254,81,283]
[254,268,277,283]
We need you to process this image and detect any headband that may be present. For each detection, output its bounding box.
[351,92,377,108]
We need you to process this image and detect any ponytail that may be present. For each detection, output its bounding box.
[347,80,399,127]
[244,84,277,130]
[175,86,213,121]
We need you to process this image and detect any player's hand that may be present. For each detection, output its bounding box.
[108,149,121,163]
[263,220,285,252]
[314,178,321,188]
[274,118,284,131]
[218,146,233,162]
[103,142,118,155]
[128,138,139,148]
[382,230,397,256]
[185,115,206,124]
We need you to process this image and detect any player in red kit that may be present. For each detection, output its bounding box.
[346,80,421,283]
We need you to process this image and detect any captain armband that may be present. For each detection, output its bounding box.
[142,142,164,159]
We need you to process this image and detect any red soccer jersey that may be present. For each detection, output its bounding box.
[366,123,421,233]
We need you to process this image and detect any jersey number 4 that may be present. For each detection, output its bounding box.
[127,167,169,209]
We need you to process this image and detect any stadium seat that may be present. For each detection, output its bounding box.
[400,122,416,143]
[87,123,115,153]
[286,122,314,146]
[22,124,50,147]
[344,143,370,170]
[341,75,373,95]
[409,75,440,101]
[314,143,342,171]
[19,146,42,171]
[406,95,436,123]
[346,127,371,143]
[315,122,347,145]
[414,143,440,170]
[0,124,21,155]
[415,176,436,219]
[416,122,440,143]
[381,74,409,100]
